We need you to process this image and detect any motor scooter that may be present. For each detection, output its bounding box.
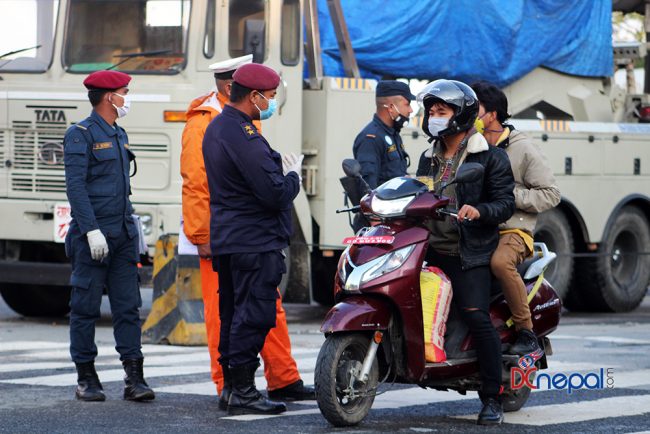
[314,160,562,427]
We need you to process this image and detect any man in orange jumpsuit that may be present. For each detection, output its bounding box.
[180,55,314,409]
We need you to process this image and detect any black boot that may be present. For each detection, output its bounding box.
[477,396,503,425]
[267,379,315,401]
[218,364,232,411]
[122,358,155,401]
[508,329,543,356]
[228,363,287,415]
[74,361,105,402]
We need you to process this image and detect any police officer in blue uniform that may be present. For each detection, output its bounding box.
[64,70,154,402]
[203,63,302,416]
[353,80,415,189]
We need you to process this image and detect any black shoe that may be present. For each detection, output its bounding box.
[508,329,543,356]
[122,358,155,401]
[228,363,287,415]
[218,364,232,411]
[74,361,105,402]
[267,379,316,401]
[477,397,503,425]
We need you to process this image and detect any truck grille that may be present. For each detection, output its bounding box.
[11,172,66,193]
[12,120,67,170]
[5,118,169,197]
[7,120,68,196]
[0,130,5,164]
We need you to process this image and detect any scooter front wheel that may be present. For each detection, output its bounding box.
[315,333,379,427]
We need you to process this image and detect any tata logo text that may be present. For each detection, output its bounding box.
[511,367,614,394]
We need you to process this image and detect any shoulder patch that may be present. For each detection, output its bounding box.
[366,134,376,138]
[240,122,259,140]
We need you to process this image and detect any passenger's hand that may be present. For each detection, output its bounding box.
[458,205,480,221]
[197,243,212,259]
[282,153,304,180]
[87,229,109,261]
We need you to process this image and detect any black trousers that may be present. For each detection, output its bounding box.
[428,251,502,397]
[213,251,285,368]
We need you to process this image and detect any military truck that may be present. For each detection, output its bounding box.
[0,0,648,316]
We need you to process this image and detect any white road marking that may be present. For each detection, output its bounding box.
[0,342,69,351]
[15,344,204,360]
[454,394,650,426]
[549,335,650,345]
[1,365,209,386]
[156,373,316,396]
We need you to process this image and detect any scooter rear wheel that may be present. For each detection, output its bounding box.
[502,381,532,412]
[315,333,379,427]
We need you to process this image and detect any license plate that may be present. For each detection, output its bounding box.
[342,235,395,245]
[54,202,72,243]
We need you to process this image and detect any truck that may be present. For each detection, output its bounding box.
[0,0,648,316]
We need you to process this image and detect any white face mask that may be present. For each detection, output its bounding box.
[111,93,131,118]
[427,117,449,137]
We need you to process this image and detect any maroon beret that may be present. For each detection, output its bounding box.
[232,63,280,91]
[83,70,132,90]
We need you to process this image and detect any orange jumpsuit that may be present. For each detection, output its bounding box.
[180,91,301,393]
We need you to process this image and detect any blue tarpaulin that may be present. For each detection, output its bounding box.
[316,0,613,86]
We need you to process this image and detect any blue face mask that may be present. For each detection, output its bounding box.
[256,93,277,120]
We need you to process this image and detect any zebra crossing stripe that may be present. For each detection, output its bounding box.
[454,394,650,426]
[1,365,209,386]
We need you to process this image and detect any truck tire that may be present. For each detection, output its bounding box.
[0,284,71,317]
[534,209,574,301]
[571,207,650,312]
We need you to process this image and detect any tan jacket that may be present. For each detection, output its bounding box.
[500,128,560,234]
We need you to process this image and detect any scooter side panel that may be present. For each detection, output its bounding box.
[320,296,392,333]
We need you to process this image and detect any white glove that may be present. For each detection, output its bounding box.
[282,153,304,181]
[87,229,109,261]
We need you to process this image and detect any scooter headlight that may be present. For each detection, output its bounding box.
[371,195,415,217]
[360,244,415,285]
[338,247,350,283]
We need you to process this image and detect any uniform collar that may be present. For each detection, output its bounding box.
[223,104,254,123]
[372,114,396,135]
[90,110,118,137]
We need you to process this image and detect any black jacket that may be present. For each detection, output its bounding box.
[416,134,515,268]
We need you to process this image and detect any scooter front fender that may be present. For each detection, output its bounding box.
[320,296,392,334]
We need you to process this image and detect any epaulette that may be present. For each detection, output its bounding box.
[366,134,376,138]
[75,124,87,131]
[240,122,259,140]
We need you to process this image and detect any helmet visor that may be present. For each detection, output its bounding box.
[416,80,466,109]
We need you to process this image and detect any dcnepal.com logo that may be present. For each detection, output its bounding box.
[511,350,614,394]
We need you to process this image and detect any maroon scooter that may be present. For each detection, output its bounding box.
[314,160,561,427]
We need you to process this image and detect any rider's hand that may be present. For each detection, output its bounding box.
[458,205,480,221]
[87,229,109,261]
[197,242,212,259]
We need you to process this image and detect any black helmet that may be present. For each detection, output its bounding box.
[417,79,479,139]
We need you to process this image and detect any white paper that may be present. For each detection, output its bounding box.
[132,214,148,255]
[177,220,199,255]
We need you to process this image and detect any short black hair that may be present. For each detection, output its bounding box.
[470,81,510,123]
[88,89,109,107]
[229,82,254,103]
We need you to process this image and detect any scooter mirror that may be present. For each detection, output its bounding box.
[342,158,362,178]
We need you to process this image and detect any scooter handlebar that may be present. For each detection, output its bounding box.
[437,208,471,222]
[336,205,361,214]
